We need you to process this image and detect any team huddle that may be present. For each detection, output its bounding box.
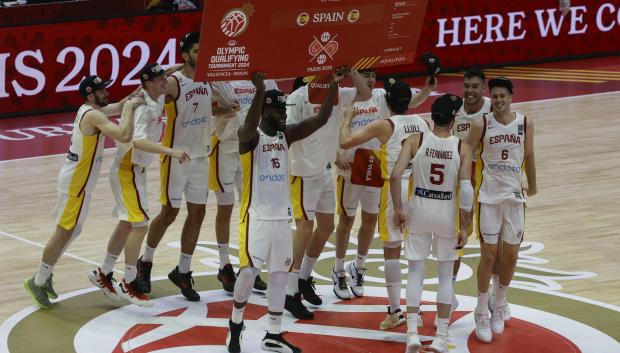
[23,32,537,353]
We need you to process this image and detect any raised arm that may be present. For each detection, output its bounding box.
[457,142,474,249]
[100,86,142,117]
[409,76,437,108]
[524,117,537,197]
[390,134,421,232]
[237,72,265,144]
[350,70,372,101]
[88,97,142,143]
[467,116,484,153]
[285,67,348,145]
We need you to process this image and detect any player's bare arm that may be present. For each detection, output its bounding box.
[237,72,265,153]
[99,86,143,117]
[523,117,537,196]
[133,138,189,162]
[339,113,393,149]
[409,76,437,109]
[350,69,372,102]
[164,75,181,103]
[285,67,347,145]
[390,134,421,231]
[83,96,142,143]
[467,116,485,152]
[457,142,474,248]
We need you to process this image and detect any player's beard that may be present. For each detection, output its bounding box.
[187,56,196,69]
[95,95,109,107]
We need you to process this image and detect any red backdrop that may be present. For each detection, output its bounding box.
[1,0,619,117]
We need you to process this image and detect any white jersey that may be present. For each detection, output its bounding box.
[240,129,292,220]
[477,112,527,204]
[115,91,164,167]
[337,88,390,177]
[57,104,105,196]
[409,133,462,235]
[383,114,430,179]
[453,96,491,141]
[162,71,212,159]
[211,80,278,152]
[287,85,357,177]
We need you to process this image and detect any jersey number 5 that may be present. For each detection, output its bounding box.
[430,163,444,185]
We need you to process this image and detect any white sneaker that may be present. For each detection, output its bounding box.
[88,268,121,302]
[489,292,511,321]
[379,306,406,330]
[490,304,507,334]
[434,295,459,328]
[116,280,153,307]
[345,261,366,297]
[429,334,449,353]
[331,269,351,299]
[474,310,492,343]
[406,332,422,353]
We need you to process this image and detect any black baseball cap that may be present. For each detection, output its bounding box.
[431,94,463,125]
[488,76,514,94]
[180,32,200,53]
[139,63,165,84]
[79,75,112,98]
[263,89,292,110]
[384,76,412,113]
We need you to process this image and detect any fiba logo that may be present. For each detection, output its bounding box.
[220,4,254,38]
[320,31,331,42]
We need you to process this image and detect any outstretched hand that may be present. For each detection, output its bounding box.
[333,65,351,83]
[251,72,266,90]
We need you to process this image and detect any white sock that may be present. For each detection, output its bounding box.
[34,261,53,286]
[232,306,245,324]
[217,243,230,269]
[495,284,508,307]
[407,312,420,334]
[355,254,367,269]
[476,292,489,313]
[334,257,345,272]
[101,252,118,275]
[436,317,449,336]
[492,274,500,294]
[384,259,402,312]
[286,271,299,296]
[124,265,137,283]
[267,313,282,334]
[178,252,192,273]
[142,245,156,262]
[299,255,317,280]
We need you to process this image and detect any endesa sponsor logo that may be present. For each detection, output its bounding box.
[488,162,521,174]
[350,116,377,128]
[259,173,286,182]
[181,116,209,128]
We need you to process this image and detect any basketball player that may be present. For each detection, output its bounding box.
[283,70,371,319]
[334,70,435,301]
[226,69,344,353]
[133,32,213,302]
[339,77,430,330]
[391,94,473,353]
[468,77,537,342]
[209,78,280,293]
[89,63,189,307]
[23,76,142,309]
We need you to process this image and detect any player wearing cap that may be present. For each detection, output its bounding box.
[226,69,343,353]
[134,32,215,302]
[339,77,430,330]
[468,77,537,342]
[209,78,280,293]
[391,94,473,353]
[23,76,142,309]
[90,63,190,307]
[282,70,371,319]
[334,69,435,301]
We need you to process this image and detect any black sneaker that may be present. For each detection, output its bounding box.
[284,293,313,320]
[261,332,301,353]
[136,256,153,293]
[254,274,267,291]
[298,276,322,305]
[217,264,237,293]
[168,267,200,301]
[226,319,245,353]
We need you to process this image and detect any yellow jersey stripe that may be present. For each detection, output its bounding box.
[119,150,148,223]
[67,133,99,197]
[208,135,225,192]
